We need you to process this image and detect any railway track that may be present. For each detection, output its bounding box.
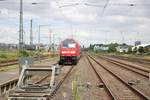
[8,64,75,100]
[99,56,150,78]
[110,55,150,65]
[29,65,75,99]
[86,56,117,100]
[0,60,18,67]
[95,55,150,97]
[49,65,74,98]
[88,55,150,100]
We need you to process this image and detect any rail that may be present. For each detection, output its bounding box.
[87,56,117,100]
[109,55,150,65]
[103,56,150,73]
[99,56,149,78]
[49,65,74,98]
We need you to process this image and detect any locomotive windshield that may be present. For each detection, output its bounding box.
[63,43,76,48]
[62,39,76,48]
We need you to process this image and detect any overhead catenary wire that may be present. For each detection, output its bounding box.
[54,0,76,39]
[100,0,111,18]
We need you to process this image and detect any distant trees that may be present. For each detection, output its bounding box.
[132,47,137,54]
[108,43,118,53]
[132,46,149,55]
[87,43,150,55]
[127,47,132,54]
[88,44,95,51]
[143,46,149,53]
[138,46,144,54]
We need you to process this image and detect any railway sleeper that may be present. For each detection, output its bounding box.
[0,78,18,95]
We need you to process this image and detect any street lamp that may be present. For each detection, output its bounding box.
[32,2,40,5]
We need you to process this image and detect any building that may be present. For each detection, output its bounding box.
[116,44,129,53]
[0,43,17,51]
[93,44,109,52]
[25,44,36,51]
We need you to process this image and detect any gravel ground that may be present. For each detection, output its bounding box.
[52,56,112,100]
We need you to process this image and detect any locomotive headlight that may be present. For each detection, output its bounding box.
[70,51,76,54]
[61,51,67,54]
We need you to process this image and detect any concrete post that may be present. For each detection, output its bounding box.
[50,66,55,88]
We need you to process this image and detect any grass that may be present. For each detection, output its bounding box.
[0,50,53,62]
[0,55,58,72]
[72,75,80,100]
[0,64,19,72]
[0,51,18,61]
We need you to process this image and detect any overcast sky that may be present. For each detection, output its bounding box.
[0,0,150,46]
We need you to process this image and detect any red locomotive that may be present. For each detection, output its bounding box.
[59,38,80,65]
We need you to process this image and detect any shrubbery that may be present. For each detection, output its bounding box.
[19,50,29,57]
[0,54,7,59]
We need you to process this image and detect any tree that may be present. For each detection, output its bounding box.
[108,46,116,52]
[19,50,29,57]
[132,47,137,54]
[127,47,132,54]
[107,43,118,53]
[143,46,149,53]
[138,46,144,54]
[88,44,94,51]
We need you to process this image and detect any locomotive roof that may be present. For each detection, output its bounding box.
[62,39,76,44]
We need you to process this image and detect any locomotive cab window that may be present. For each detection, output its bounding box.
[62,39,76,48]
[68,43,76,48]
[63,43,76,48]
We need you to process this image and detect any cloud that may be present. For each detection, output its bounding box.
[0,25,18,43]
[0,0,150,46]
[0,8,8,15]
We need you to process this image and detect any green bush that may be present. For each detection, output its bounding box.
[143,47,149,53]
[19,51,29,57]
[127,47,132,54]
[138,46,144,54]
[132,47,137,54]
[108,46,117,53]
[0,54,7,59]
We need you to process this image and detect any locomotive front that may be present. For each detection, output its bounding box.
[59,39,80,65]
